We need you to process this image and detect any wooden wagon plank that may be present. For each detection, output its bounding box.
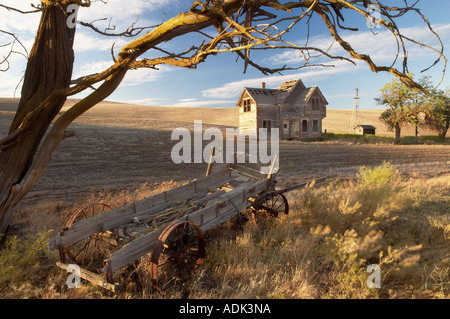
[49,165,233,251]
[56,262,119,292]
[102,228,162,274]
[189,179,268,231]
[102,179,268,274]
[229,166,264,181]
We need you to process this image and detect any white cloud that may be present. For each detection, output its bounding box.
[113,97,169,106]
[73,32,127,53]
[73,60,113,79]
[0,1,41,33]
[178,98,198,102]
[122,65,173,87]
[73,59,174,86]
[77,0,172,30]
[170,99,235,107]
[268,23,450,69]
[202,60,357,99]
[0,71,24,97]
[205,23,449,102]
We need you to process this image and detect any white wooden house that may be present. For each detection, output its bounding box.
[236,79,328,139]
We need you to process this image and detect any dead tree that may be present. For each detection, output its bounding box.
[0,0,446,236]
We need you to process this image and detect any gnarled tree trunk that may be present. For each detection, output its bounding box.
[0,4,75,235]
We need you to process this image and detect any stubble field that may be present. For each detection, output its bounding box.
[1,98,448,211]
[0,98,449,299]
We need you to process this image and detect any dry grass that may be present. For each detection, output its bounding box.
[1,163,448,299]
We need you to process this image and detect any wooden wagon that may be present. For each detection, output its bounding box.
[48,156,292,292]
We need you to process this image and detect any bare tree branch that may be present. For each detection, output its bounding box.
[0,30,29,72]
[78,17,160,38]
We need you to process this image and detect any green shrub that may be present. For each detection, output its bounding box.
[0,230,58,296]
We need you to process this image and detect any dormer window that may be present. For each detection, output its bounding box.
[312,97,320,111]
[243,99,251,112]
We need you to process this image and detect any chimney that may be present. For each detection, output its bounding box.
[261,82,266,89]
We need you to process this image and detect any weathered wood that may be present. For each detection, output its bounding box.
[56,262,119,292]
[230,166,263,181]
[102,228,162,274]
[102,179,268,273]
[48,165,232,251]
[115,190,227,239]
[0,4,76,234]
[189,179,268,231]
[236,80,328,141]
[206,146,215,176]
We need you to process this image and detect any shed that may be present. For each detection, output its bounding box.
[355,125,376,135]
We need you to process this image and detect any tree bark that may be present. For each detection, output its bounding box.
[439,120,449,138]
[415,125,418,144]
[0,4,75,235]
[395,125,401,145]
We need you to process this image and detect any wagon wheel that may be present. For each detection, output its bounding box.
[63,202,118,266]
[252,191,289,225]
[150,220,206,292]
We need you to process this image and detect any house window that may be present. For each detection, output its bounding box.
[302,120,308,133]
[312,98,319,111]
[243,99,251,112]
[312,120,319,132]
[283,123,288,129]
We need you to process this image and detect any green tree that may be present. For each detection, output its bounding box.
[376,76,414,144]
[406,76,434,143]
[424,88,450,138]
[376,75,433,144]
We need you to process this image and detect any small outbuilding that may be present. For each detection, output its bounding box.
[355,125,376,135]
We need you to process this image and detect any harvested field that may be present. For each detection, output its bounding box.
[1,98,449,299]
[1,98,449,212]
[322,109,438,136]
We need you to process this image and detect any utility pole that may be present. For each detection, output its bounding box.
[349,88,360,133]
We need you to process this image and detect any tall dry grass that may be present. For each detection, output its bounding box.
[187,162,449,299]
[0,164,448,299]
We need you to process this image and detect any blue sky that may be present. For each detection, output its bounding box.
[1,0,449,110]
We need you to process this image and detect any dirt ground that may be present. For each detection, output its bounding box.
[1,98,449,220]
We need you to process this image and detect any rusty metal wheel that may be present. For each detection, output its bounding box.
[63,202,118,266]
[150,219,206,292]
[252,191,289,224]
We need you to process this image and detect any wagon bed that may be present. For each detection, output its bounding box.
[48,158,290,292]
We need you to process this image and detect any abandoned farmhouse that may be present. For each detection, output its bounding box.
[236,79,328,140]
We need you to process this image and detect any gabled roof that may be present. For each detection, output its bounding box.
[236,79,327,106]
[245,88,280,105]
[304,86,329,105]
[355,125,376,129]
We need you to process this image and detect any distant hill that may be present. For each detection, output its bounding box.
[0,98,239,128]
[0,98,439,137]
[323,108,437,137]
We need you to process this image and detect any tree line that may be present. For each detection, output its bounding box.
[377,75,450,144]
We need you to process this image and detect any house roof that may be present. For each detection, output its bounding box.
[355,125,377,129]
[244,88,280,105]
[236,79,328,106]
